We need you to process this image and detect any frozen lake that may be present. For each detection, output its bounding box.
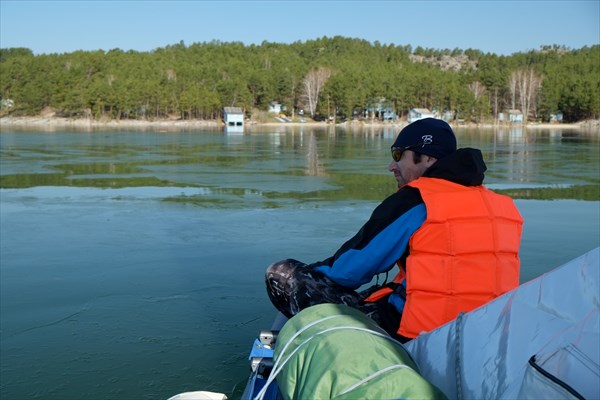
[1,126,598,398]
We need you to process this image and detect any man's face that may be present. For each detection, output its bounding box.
[388,150,436,188]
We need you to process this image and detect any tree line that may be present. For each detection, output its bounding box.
[0,37,598,123]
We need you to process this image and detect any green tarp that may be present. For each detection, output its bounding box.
[273,304,447,399]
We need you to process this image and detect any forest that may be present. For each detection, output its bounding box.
[0,36,598,123]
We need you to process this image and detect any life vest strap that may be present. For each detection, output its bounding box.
[364,287,394,302]
[364,280,406,303]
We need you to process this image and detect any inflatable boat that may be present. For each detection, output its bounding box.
[170,247,599,399]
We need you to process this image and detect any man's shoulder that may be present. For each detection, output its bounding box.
[375,187,424,215]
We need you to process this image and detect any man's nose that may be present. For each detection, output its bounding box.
[388,160,398,171]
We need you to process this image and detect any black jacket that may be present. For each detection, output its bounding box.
[310,148,487,289]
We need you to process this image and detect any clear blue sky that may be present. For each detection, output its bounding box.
[1,0,598,55]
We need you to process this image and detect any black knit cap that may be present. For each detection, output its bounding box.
[392,118,457,159]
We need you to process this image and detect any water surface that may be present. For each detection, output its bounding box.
[1,126,599,399]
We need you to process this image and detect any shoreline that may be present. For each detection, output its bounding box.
[1,116,598,132]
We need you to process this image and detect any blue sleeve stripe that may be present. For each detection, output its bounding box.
[314,204,426,289]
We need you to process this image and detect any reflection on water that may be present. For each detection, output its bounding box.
[1,126,598,198]
[305,132,325,177]
[0,126,599,399]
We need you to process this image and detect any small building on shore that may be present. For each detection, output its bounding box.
[268,102,284,114]
[408,108,435,123]
[550,112,563,123]
[498,109,524,124]
[0,98,14,110]
[223,107,244,127]
[365,98,396,121]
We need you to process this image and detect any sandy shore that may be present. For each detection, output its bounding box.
[0,116,598,132]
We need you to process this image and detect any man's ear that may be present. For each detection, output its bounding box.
[424,156,438,167]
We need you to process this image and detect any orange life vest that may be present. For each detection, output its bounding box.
[368,177,523,339]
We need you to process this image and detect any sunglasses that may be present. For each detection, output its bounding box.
[391,142,425,162]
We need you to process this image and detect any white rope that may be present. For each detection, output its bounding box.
[333,364,416,398]
[254,314,341,400]
[254,319,406,400]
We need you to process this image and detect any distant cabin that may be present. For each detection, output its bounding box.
[268,102,283,114]
[366,98,395,120]
[0,98,14,109]
[508,109,524,123]
[550,112,563,123]
[408,108,435,123]
[441,110,456,122]
[499,109,524,123]
[223,107,244,126]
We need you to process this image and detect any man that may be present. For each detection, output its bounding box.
[265,118,523,342]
